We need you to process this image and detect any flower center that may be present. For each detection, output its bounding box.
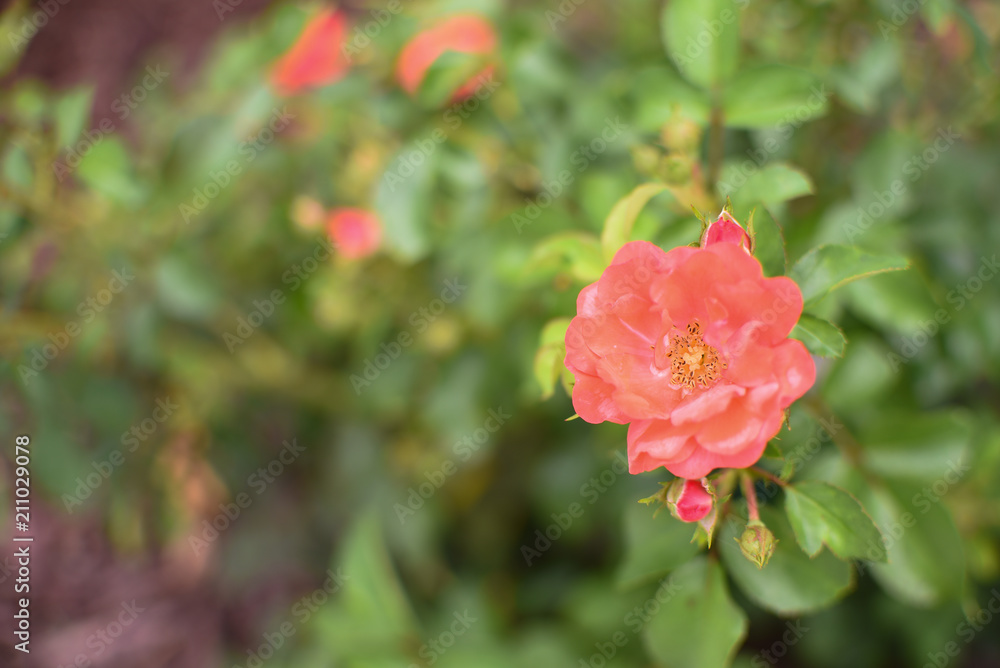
[666,321,726,390]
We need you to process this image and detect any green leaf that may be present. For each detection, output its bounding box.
[633,66,711,130]
[661,0,741,89]
[723,66,828,128]
[155,255,223,323]
[338,509,419,644]
[784,482,887,562]
[788,244,909,307]
[743,205,787,277]
[54,87,95,149]
[529,232,605,283]
[2,144,33,191]
[534,318,571,400]
[616,501,702,589]
[75,136,145,206]
[844,477,966,607]
[857,411,971,484]
[643,557,748,668]
[790,314,846,358]
[722,163,813,207]
[374,145,437,263]
[600,183,669,263]
[920,0,954,33]
[720,504,854,616]
[417,50,490,108]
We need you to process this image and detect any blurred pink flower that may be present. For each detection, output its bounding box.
[564,240,815,479]
[396,14,497,101]
[326,208,382,259]
[270,8,351,96]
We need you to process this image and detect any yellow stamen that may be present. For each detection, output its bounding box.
[667,321,726,390]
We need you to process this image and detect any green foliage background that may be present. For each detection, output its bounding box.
[1,0,999,666]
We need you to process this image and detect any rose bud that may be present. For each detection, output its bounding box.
[737,520,777,569]
[666,478,715,523]
[701,210,752,254]
[326,208,382,260]
[291,196,325,231]
[270,8,352,96]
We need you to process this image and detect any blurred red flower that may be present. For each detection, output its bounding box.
[396,14,497,101]
[326,208,382,259]
[564,240,815,479]
[270,8,351,96]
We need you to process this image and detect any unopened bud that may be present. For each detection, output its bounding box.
[291,195,325,231]
[660,115,702,154]
[631,145,662,177]
[700,210,752,254]
[667,478,715,523]
[737,520,777,569]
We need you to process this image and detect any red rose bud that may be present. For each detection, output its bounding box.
[326,208,382,259]
[736,520,777,569]
[269,8,352,96]
[667,478,715,523]
[701,211,752,254]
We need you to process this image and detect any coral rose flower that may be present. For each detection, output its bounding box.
[270,8,351,96]
[326,208,382,259]
[564,240,815,479]
[396,14,497,101]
